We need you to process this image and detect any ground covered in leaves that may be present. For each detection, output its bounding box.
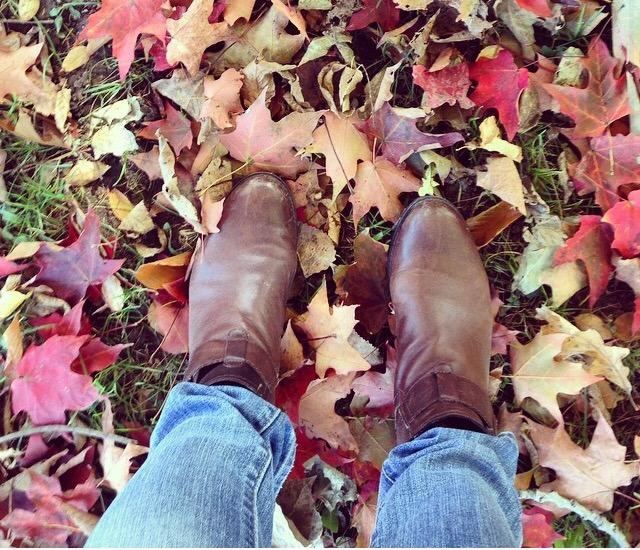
[1,0,640,546]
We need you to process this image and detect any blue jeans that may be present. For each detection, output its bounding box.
[87,383,522,547]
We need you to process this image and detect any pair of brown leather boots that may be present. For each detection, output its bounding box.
[186,173,496,443]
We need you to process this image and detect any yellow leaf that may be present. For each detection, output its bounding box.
[477,116,523,161]
[476,156,527,214]
[65,160,110,186]
[18,0,39,21]
[0,290,31,321]
[108,189,134,222]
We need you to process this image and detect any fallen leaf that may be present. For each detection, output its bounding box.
[528,414,638,511]
[299,373,359,451]
[522,508,564,548]
[613,257,640,335]
[477,156,526,214]
[78,0,167,80]
[511,331,602,422]
[34,210,125,304]
[135,252,192,290]
[468,49,529,139]
[297,224,336,278]
[467,201,523,247]
[348,417,394,469]
[350,158,421,226]
[347,0,400,31]
[295,280,370,378]
[217,6,305,68]
[147,298,189,354]
[602,189,640,258]
[220,90,324,178]
[575,134,640,211]
[338,230,389,334]
[201,69,244,130]
[11,335,96,425]
[543,39,628,138]
[351,367,394,410]
[152,68,205,119]
[412,62,474,111]
[474,115,523,161]
[0,44,52,110]
[65,160,109,186]
[537,306,632,396]
[158,135,206,234]
[310,112,372,201]
[281,320,305,374]
[553,215,613,308]
[138,103,193,155]
[166,0,232,75]
[359,102,464,164]
[18,0,40,20]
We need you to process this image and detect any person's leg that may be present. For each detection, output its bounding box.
[87,382,296,547]
[89,173,300,547]
[372,427,521,547]
[383,196,522,547]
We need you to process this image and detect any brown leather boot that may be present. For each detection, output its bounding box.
[185,173,298,403]
[388,197,496,442]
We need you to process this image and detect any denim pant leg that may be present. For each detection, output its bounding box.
[87,382,296,548]
[372,427,522,548]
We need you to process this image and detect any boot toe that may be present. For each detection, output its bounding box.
[227,172,296,227]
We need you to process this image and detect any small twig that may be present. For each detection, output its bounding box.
[520,489,630,547]
[0,18,56,24]
[0,425,134,447]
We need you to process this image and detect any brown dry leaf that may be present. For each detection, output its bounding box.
[348,417,394,469]
[575,313,613,340]
[166,0,233,75]
[0,43,52,111]
[224,0,256,24]
[280,320,304,373]
[510,332,603,423]
[528,415,638,511]
[350,158,421,227]
[537,307,632,396]
[297,224,336,278]
[99,401,148,493]
[467,201,523,247]
[2,315,23,379]
[201,195,225,234]
[295,280,370,378]
[338,230,389,334]
[119,202,155,235]
[310,112,372,201]
[201,69,244,130]
[476,157,526,215]
[135,252,192,290]
[158,135,206,234]
[299,373,359,451]
[217,6,306,69]
[108,189,134,221]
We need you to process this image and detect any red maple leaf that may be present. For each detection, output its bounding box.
[522,507,564,547]
[554,215,614,308]
[542,39,628,138]
[138,102,193,155]
[11,335,98,425]
[412,63,475,111]
[31,301,128,373]
[34,210,124,305]
[358,102,463,164]
[78,0,167,80]
[347,0,400,32]
[602,189,640,259]
[468,49,529,140]
[574,134,640,211]
[515,0,552,16]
